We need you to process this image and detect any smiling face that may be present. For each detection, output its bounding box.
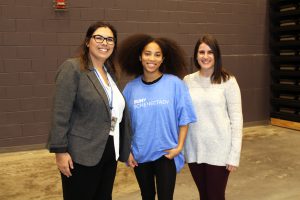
[140,41,164,76]
[87,27,115,63]
[197,42,215,75]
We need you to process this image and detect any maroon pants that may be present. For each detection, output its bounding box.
[188,163,230,200]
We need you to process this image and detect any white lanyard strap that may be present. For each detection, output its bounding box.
[93,67,113,110]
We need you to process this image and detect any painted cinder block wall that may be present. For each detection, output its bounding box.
[0,0,269,148]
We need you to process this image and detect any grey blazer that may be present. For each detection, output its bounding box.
[47,58,131,166]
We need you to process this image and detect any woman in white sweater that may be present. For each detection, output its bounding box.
[183,34,243,200]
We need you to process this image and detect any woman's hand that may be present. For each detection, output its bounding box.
[226,164,237,172]
[164,147,181,159]
[127,152,138,168]
[164,125,188,160]
[55,153,74,177]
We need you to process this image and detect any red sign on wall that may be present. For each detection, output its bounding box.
[54,0,67,10]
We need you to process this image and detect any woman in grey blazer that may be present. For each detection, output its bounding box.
[47,21,131,200]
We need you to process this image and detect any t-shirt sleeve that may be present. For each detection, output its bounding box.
[175,80,197,126]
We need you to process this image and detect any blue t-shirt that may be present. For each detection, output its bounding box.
[123,74,197,172]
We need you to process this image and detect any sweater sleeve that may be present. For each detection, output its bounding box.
[225,77,243,166]
[47,59,79,153]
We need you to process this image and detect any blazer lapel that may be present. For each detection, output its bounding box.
[86,69,111,114]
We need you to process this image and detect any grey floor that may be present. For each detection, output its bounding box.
[0,125,299,200]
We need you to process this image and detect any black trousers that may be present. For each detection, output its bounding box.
[134,156,177,200]
[188,163,230,200]
[61,136,117,200]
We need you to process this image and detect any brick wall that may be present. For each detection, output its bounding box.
[0,0,269,148]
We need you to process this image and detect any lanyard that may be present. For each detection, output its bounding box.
[93,67,113,110]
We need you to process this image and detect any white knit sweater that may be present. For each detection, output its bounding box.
[183,71,243,167]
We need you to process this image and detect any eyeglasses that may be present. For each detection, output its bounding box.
[92,35,115,45]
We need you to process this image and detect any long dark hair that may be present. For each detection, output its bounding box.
[193,34,230,84]
[79,21,117,74]
[118,34,187,79]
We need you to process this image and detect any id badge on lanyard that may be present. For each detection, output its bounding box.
[111,116,118,131]
[93,67,117,132]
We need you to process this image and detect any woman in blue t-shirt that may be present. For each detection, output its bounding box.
[118,34,197,200]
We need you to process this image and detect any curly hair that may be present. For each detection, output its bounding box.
[193,34,230,84]
[78,21,118,74]
[118,34,187,79]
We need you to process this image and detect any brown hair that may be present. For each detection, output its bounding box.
[78,21,117,74]
[193,34,230,84]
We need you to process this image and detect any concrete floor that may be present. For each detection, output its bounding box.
[0,125,300,200]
